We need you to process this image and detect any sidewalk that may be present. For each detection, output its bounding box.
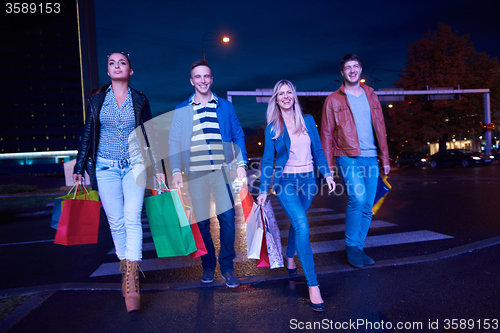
[2,237,499,333]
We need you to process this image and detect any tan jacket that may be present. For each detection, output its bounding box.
[320,82,390,167]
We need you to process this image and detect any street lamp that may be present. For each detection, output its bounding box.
[202,32,230,60]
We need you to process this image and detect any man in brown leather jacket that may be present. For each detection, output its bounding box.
[321,54,390,268]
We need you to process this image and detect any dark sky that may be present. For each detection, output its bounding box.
[94,0,500,129]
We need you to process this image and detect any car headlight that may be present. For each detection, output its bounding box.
[472,156,481,160]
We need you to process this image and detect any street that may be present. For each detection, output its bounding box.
[1,163,500,332]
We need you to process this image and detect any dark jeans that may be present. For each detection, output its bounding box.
[188,168,236,274]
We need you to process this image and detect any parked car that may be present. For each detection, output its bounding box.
[428,149,494,168]
[395,152,428,168]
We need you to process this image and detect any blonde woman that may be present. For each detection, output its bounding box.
[257,80,335,311]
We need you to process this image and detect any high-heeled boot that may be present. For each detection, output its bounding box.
[119,259,126,297]
[125,260,141,312]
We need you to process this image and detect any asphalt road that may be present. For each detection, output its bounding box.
[1,163,499,332]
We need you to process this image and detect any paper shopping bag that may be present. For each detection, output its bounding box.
[145,187,197,257]
[51,183,99,230]
[372,175,392,215]
[175,190,208,259]
[53,187,101,245]
[246,203,264,259]
[240,183,255,222]
[262,201,284,269]
[256,220,270,267]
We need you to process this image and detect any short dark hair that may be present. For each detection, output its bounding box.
[190,59,210,74]
[340,54,362,71]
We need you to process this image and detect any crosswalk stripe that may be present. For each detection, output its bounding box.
[235,213,346,229]
[310,230,453,254]
[273,208,333,217]
[279,220,395,237]
[109,220,396,255]
[95,229,452,277]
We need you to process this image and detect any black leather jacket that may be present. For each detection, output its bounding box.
[73,86,158,190]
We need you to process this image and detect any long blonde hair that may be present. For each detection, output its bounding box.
[266,79,307,139]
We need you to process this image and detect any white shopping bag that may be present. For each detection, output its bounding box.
[246,203,264,259]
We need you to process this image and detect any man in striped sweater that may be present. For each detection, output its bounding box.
[169,60,248,288]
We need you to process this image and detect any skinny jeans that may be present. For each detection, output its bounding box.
[96,157,146,261]
[276,171,318,287]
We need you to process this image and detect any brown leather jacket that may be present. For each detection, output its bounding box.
[320,82,390,167]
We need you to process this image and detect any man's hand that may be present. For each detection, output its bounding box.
[172,173,183,188]
[237,166,246,181]
[383,165,390,175]
[256,193,267,206]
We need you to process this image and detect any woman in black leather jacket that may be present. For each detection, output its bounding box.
[73,52,163,313]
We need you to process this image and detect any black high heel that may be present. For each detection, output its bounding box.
[309,286,325,312]
[310,301,325,312]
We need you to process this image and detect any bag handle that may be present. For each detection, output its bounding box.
[71,182,91,200]
[153,177,169,193]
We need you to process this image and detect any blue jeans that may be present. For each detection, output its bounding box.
[336,156,379,250]
[276,171,318,287]
[188,168,236,274]
[96,157,146,261]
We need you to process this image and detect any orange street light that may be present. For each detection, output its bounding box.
[202,32,231,60]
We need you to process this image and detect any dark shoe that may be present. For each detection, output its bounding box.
[360,250,375,265]
[201,269,215,283]
[286,256,298,276]
[221,271,240,288]
[346,246,364,268]
[310,302,325,312]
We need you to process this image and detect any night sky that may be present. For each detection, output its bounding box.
[94,0,500,129]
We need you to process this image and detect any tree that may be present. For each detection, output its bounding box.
[388,24,500,153]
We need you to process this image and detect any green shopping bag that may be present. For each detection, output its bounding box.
[51,183,99,229]
[144,184,196,257]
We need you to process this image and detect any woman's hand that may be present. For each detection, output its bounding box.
[326,176,336,193]
[156,173,165,184]
[73,174,83,184]
[256,193,267,206]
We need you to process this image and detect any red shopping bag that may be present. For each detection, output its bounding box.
[176,189,208,259]
[240,183,255,223]
[54,187,101,245]
[189,220,208,258]
[256,209,270,267]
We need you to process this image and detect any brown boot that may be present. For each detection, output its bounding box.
[125,260,141,312]
[119,260,126,297]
